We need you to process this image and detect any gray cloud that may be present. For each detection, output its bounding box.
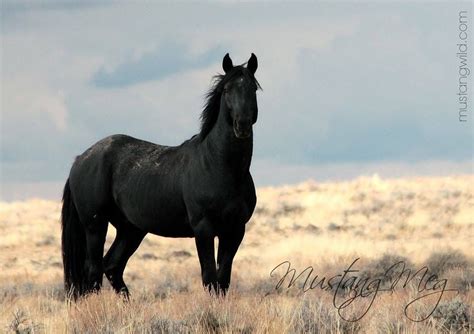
[1,2,472,199]
[254,3,472,164]
[2,0,111,13]
[91,43,226,88]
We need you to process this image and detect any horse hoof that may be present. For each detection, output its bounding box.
[119,287,130,301]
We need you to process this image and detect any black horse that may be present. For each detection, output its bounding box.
[61,53,260,299]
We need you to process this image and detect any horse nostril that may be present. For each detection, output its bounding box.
[237,120,251,130]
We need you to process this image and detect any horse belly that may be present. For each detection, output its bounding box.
[136,204,194,238]
[116,172,194,237]
[148,215,194,238]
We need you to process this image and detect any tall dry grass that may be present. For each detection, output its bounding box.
[0,175,473,333]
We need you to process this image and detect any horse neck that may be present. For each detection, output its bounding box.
[201,103,253,175]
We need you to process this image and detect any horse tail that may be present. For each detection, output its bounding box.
[61,178,86,299]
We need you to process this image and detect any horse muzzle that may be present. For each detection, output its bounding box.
[233,120,252,139]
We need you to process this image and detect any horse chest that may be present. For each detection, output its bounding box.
[205,184,256,230]
[219,197,253,223]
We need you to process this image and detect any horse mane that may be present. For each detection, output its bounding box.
[198,66,261,141]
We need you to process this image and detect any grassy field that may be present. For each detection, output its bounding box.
[0,175,473,333]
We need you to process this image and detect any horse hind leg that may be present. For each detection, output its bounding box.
[104,222,146,297]
[80,213,109,294]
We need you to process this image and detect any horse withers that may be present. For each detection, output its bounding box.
[61,53,261,299]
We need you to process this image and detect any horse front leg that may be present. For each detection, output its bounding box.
[194,218,218,293]
[216,224,245,295]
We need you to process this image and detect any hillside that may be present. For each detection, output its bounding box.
[0,175,472,333]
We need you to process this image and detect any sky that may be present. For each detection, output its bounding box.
[1,1,473,201]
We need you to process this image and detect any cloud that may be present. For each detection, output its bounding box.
[3,76,68,132]
[1,1,472,197]
[1,0,112,14]
[253,3,472,164]
[91,43,226,88]
[1,75,70,171]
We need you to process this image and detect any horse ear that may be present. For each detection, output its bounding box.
[222,53,233,73]
[247,53,258,74]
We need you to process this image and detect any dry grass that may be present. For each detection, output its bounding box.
[0,175,473,333]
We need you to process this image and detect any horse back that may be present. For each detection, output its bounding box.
[68,134,183,227]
